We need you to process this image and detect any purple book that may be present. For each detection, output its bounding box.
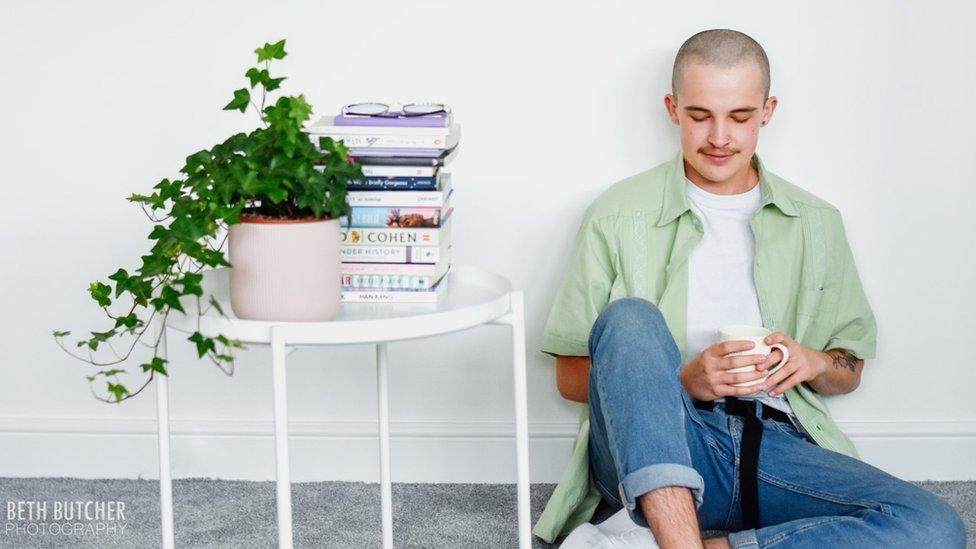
[348,147,445,157]
[333,114,451,128]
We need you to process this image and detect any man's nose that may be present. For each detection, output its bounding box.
[708,120,732,148]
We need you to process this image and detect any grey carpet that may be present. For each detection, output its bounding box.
[0,478,972,547]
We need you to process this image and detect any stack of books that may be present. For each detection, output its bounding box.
[308,109,459,303]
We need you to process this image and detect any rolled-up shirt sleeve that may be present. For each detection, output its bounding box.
[539,212,615,358]
[822,211,877,360]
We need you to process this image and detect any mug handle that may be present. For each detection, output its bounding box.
[765,343,790,376]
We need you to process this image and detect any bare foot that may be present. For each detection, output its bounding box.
[702,535,732,549]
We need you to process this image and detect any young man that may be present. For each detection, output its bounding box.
[531,30,966,548]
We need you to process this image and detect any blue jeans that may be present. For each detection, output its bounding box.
[587,297,966,548]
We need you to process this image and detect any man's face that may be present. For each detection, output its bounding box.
[665,61,777,187]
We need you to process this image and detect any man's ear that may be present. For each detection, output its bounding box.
[664,94,680,126]
[762,95,779,126]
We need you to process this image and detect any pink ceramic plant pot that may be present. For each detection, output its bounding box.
[228,215,342,321]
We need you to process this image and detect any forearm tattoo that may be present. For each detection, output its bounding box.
[829,350,858,373]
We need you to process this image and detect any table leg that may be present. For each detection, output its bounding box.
[271,327,294,549]
[156,325,175,549]
[509,291,532,549]
[376,342,394,549]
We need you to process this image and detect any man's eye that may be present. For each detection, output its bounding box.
[691,117,708,122]
[734,118,750,124]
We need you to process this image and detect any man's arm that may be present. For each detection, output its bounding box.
[807,348,864,395]
[555,355,590,403]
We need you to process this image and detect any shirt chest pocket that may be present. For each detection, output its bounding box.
[797,283,829,318]
[796,214,832,319]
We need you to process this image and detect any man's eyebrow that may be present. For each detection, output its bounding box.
[684,106,758,114]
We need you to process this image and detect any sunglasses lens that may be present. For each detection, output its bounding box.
[403,103,445,115]
[345,102,388,116]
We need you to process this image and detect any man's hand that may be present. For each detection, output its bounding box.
[756,332,829,396]
[681,340,773,402]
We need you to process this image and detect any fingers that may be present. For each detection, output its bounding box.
[716,381,768,397]
[720,368,767,385]
[767,368,805,396]
[764,331,794,347]
[732,383,767,396]
[715,340,758,356]
[720,353,767,370]
[759,358,795,391]
[756,348,784,372]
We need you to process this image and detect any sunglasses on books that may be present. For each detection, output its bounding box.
[341,102,451,118]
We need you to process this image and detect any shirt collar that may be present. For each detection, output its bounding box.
[655,150,799,227]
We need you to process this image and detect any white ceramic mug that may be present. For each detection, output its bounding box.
[717,325,790,387]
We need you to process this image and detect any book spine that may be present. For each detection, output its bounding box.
[341,262,442,276]
[341,289,439,303]
[346,179,439,191]
[348,147,444,157]
[341,273,440,289]
[361,165,437,177]
[349,146,458,167]
[340,225,445,246]
[319,134,449,149]
[347,175,438,189]
[347,184,452,207]
[342,206,444,228]
[332,114,451,128]
[315,166,440,190]
[340,245,443,264]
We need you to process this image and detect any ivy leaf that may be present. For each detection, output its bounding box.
[255,39,286,62]
[208,295,226,317]
[180,272,204,297]
[188,331,216,358]
[89,329,117,350]
[139,253,175,278]
[113,313,140,331]
[245,67,268,89]
[88,282,112,307]
[216,334,244,349]
[108,268,131,297]
[223,88,250,113]
[53,330,71,337]
[148,225,168,240]
[288,94,312,123]
[107,382,129,402]
[151,285,185,313]
[140,357,168,375]
[264,76,286,92]
[265,186,288,203]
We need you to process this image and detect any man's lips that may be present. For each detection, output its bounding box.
[703,152,735,158]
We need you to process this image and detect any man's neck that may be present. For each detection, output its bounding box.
[684,160,760,196]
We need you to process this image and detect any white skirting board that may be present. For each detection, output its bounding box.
[0,416,974,482]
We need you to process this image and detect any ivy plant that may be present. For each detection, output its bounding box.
[53,39,363,403]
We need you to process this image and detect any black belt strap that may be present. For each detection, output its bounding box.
[727,396,763,529]
[692,396,789,530]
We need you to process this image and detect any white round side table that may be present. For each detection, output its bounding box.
[156,265,531,549]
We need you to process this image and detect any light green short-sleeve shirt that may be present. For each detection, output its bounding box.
[532,151,878,544]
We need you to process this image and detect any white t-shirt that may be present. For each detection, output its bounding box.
[684,177,794,416]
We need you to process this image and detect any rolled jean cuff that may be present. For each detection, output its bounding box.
[617,463,705,524]
[727,528,759,548]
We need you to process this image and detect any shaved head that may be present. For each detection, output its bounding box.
[672,29,770,102]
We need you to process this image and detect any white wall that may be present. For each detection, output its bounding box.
[1,1,974,483]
